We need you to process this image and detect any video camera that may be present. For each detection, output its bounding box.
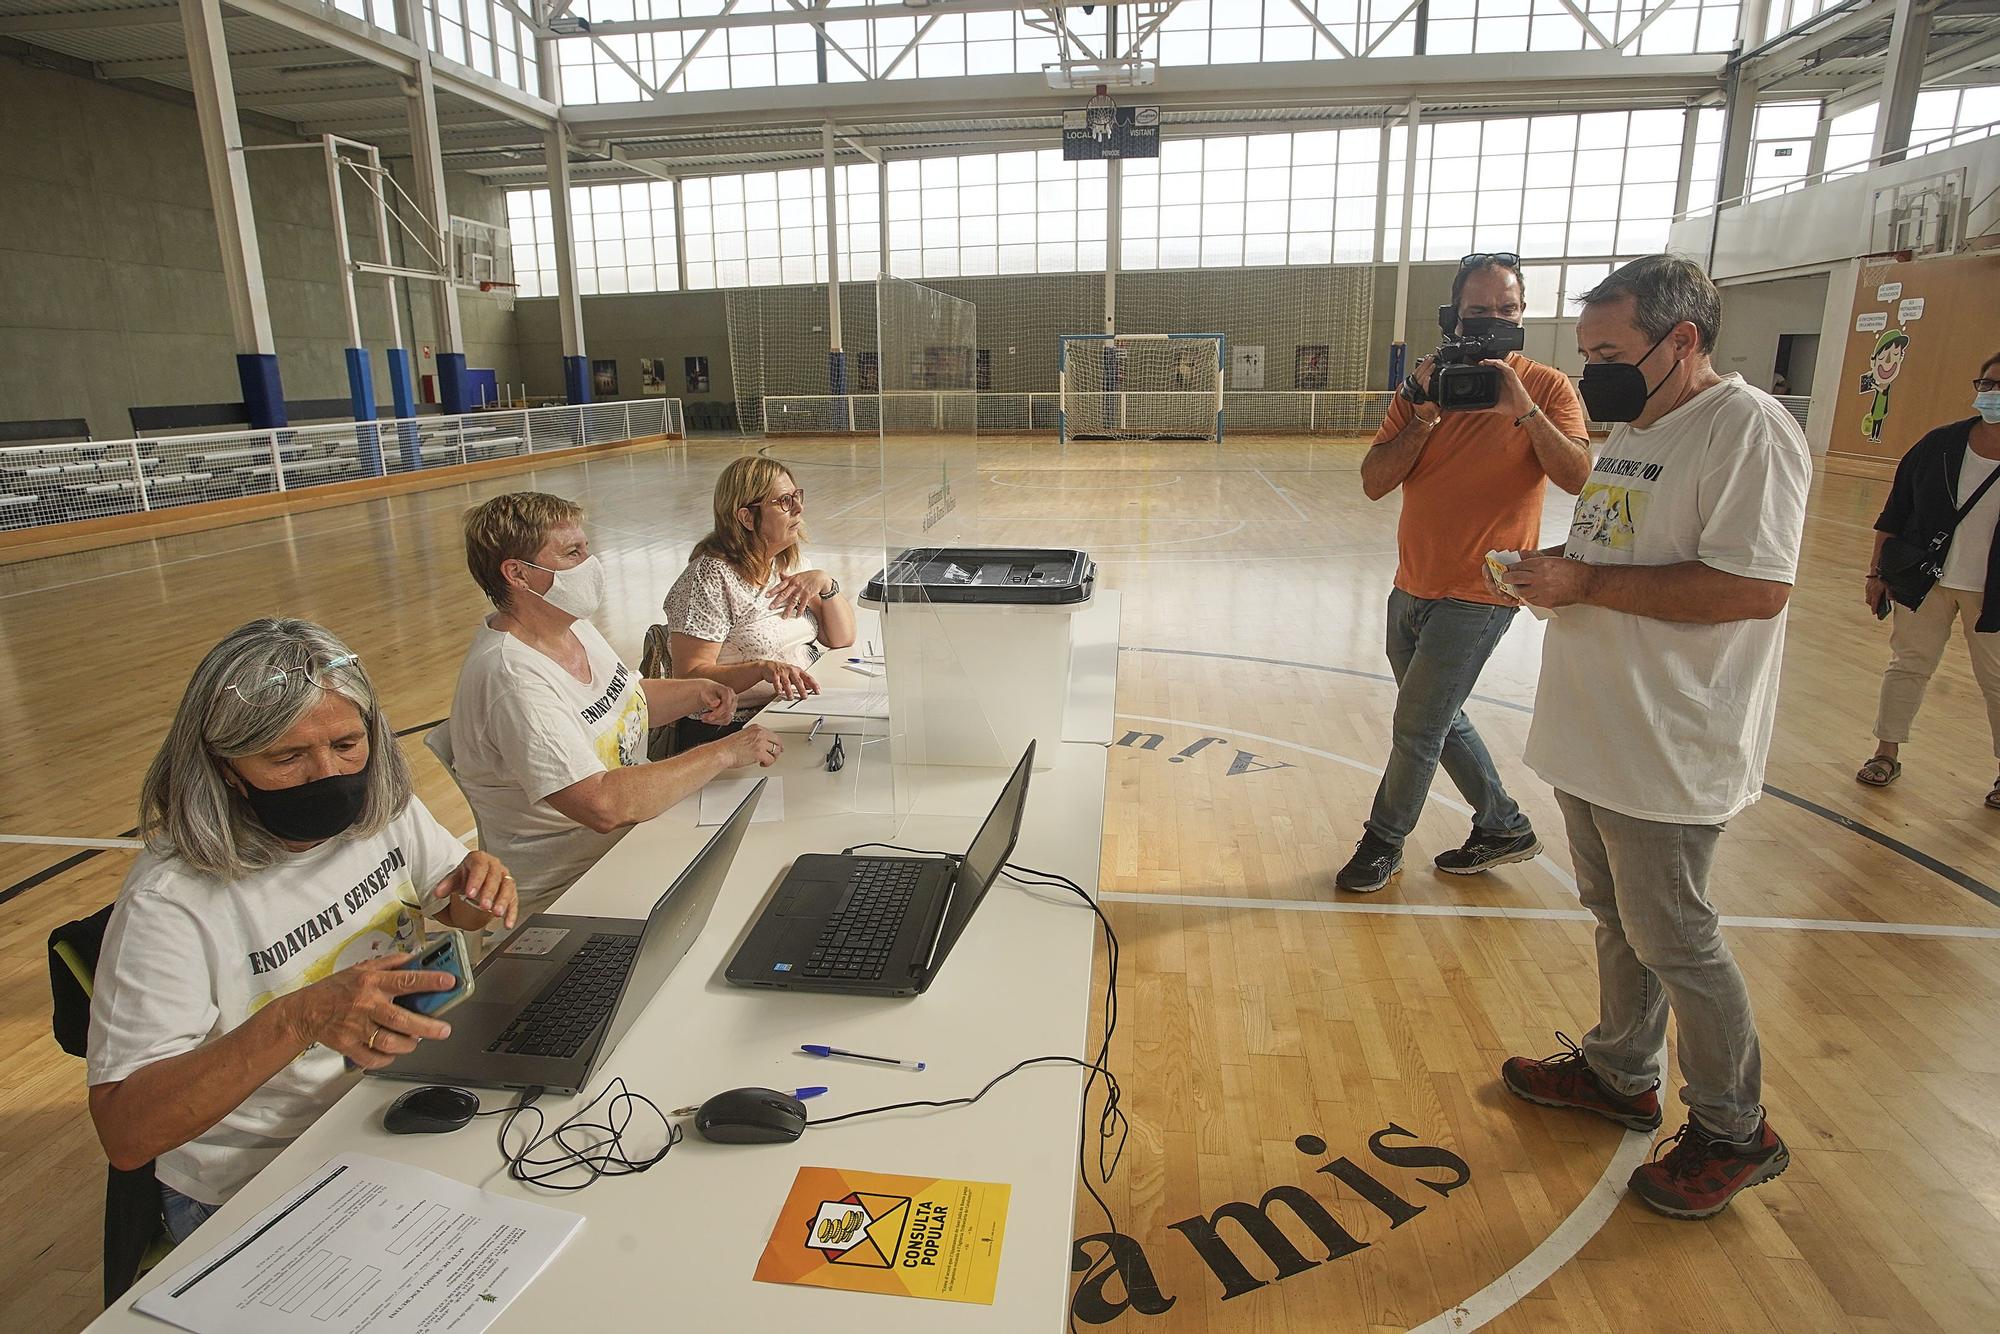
[1427,305,1525,412]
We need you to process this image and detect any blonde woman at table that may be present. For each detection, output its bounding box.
[449,492,782,915]
[662,457,857,751]
[87,620,518,1243]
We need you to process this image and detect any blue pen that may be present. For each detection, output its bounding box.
[793,1086,829,1101]
[801,1043,926,1071]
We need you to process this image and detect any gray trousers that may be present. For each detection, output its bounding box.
[1557,790,1764,1140]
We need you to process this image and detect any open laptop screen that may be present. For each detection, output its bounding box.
[594,780,763,1062]
[925,742,1034,977]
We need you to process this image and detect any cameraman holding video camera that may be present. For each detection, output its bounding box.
[1335,253,1591,893]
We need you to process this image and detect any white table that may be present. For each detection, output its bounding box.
[90,594,1121,1333]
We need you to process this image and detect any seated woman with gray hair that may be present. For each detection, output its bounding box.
[87,619,519,1243]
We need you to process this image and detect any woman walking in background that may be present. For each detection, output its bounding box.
[1859,351,2000,808]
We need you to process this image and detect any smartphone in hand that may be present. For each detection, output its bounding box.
[1874,588,1893,620]
[395,928,476,1017]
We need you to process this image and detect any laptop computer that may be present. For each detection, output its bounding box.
[372,780,763,1094]
[725,742,1033,997]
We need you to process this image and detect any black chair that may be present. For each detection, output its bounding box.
[49,906,175,1305]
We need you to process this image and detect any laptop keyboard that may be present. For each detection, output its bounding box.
[802,860,926,981]
[488,932,637,1058]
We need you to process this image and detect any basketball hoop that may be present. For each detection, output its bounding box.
[1085,84,1117,144]
[478,278,518,311]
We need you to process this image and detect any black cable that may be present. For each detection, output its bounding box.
[828,844,1125,1332]
[486,1079,683,1191]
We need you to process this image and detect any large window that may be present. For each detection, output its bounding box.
[507,182,680,298]
[410,0,540,95]
[502,106,1783,298]
[1120,130,1381,269]
[1748,86,2000,199]
[882,153,1106,278]
[1388,109,1687,262]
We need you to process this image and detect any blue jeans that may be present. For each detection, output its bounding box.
[1364,589,1531,849]
[160,1183,218,1244]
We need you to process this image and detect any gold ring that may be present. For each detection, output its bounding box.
[366,1023,380,1051]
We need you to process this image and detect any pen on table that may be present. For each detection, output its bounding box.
[808,715,825,743]
[671,1087,827,1117]
[800,1044,926,1071]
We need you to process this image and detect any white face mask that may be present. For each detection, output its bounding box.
[1976,390,2000,424]
[522,554,605,620]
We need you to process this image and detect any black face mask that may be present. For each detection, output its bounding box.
[1580,330,1679,423]
[233,762,371,842]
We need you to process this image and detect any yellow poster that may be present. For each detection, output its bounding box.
[753,1166,1010,1305]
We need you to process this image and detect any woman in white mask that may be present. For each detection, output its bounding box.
[1859,351,2000,809]
[444,492,782,914]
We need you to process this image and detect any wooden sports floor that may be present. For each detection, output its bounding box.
[3,431,1998,1333]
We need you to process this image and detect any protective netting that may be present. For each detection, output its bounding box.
[1059,335,1223,441]
[726,265,1376,436]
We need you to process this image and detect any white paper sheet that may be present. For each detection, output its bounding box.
[700,776,784,825]
[134,1153,579,1334]
[763,689,890,720]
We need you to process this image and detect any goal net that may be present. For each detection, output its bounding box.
[1058,333,1224,443]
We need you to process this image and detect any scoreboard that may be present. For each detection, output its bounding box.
[1061,104,1160,160]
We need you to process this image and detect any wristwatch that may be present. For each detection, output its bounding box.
[820,577,839,600]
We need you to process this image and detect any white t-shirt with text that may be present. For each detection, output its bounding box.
[447,618,649,911]
[86,801,466,1205]
[1524,376,1812,824]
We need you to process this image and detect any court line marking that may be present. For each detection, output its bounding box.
[1098,893,2000,941]
[1407,1130,1655,1334]
[1254,466,1311,522]
[1113,713,2000,939]
[0,835,144,850]
[1122,649,2000,911]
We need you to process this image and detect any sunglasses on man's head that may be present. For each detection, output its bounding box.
[1460,252,1521,269]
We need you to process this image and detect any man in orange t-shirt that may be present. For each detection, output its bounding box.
[1334,255,1591,893]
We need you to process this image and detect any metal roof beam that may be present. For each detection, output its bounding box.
[564,50,1726,137]
[0,6,184,33]
[581,0,1155,38]
[1816,24,2000,116]
[98,47,367,78]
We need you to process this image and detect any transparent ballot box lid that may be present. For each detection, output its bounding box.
[863,547,1095,606]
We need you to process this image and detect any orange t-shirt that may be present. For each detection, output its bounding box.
[1373,353,1588,605]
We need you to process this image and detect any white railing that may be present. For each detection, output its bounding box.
[761,390,1399,436]
[1,398,683,533]
[1674,118,2000,221]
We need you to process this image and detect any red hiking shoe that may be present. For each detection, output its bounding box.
[1501,1032,1663,1131]
[1628,1115,1789,1219]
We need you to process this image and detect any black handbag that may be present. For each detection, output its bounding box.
[1880,459,2000,610]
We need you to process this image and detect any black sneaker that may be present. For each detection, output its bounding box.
[1434,828,1542,876]
[1334,833,1403,893]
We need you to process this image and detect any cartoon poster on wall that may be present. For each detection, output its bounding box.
[753,1166,1009,1305]
[1858,327,1911,444]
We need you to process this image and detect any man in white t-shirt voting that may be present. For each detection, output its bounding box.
[446,493,783,914]
[1493,256,1811,1221]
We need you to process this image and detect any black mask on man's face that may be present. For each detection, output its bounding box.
[1579,330,1678,423]
[233,762,370,842]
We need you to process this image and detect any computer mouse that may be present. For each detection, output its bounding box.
[383,1085,479,1135]
[694,1087,807,1144]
